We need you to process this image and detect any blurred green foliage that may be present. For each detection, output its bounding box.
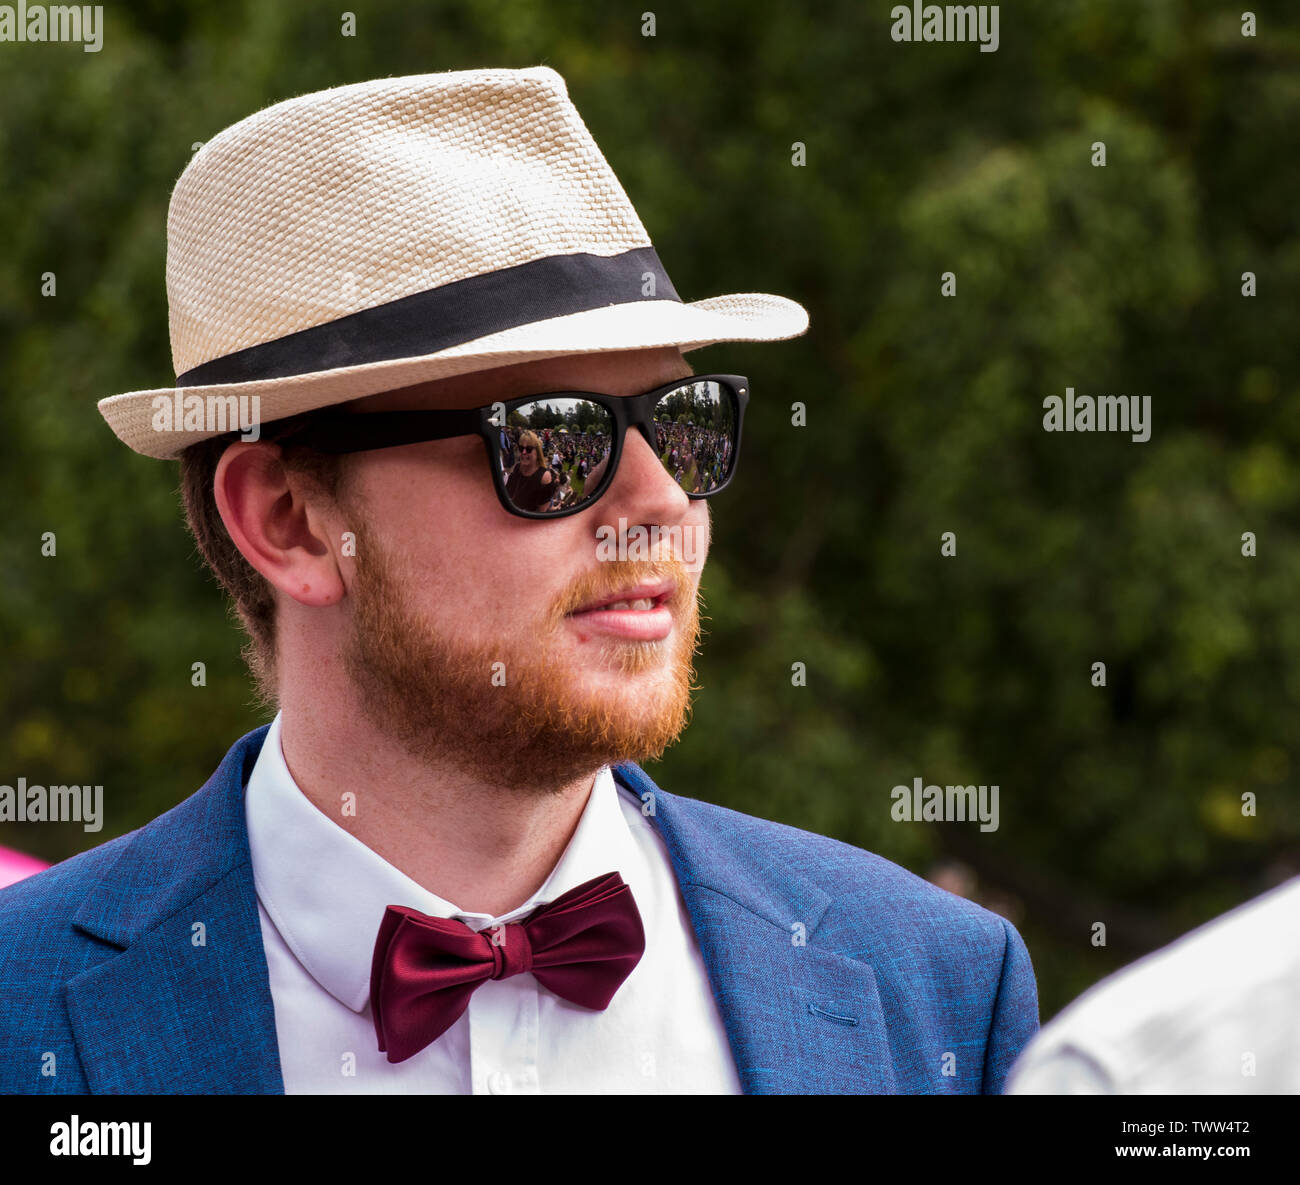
[2,0,1299,1021]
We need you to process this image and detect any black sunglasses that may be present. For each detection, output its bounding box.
[272,374,749,520]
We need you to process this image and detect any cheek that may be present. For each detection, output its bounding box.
[350,448,585,632]
[348,445,497,597]
[354,442,493,539]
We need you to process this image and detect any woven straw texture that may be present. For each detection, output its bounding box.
[169,67,652,373]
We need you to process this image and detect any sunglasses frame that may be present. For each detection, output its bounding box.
[272,373,749,521]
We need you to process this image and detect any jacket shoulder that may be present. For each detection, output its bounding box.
[0,728,268,1093]
[620,770,1039,1092]
[0,829,140,965]
[0,832,146,1092]
[655,786,1013,947]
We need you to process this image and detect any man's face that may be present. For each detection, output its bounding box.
[330,347,711,793]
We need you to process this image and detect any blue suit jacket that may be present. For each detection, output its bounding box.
[0,726,1038,1094]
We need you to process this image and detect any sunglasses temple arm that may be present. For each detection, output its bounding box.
[273,408,485,453]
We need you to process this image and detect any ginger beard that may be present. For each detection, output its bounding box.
[342,517,703,793]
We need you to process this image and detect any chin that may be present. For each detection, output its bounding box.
[565,657,658,695]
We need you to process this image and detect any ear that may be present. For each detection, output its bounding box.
[214,442,346,608]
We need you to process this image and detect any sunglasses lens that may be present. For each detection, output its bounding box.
[654,379,738,495]
[499,397,613,514]
[495,380,741,516]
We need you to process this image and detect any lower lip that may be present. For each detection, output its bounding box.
[566,604,673,641]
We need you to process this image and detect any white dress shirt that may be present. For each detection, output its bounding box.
[1007,876,1300,1093]
[244,713,743,1094]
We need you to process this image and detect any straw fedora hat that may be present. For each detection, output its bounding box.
[97,66,809,460]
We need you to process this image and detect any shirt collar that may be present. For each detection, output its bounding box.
[244,711,640,1013]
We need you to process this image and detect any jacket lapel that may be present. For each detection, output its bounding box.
[65,727,284,1094]
[614,762,896,1094]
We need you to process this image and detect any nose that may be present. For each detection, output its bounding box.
[599,423,693,526]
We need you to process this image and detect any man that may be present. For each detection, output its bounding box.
[1007,875,1300,1093]
[0,67,1037,1094]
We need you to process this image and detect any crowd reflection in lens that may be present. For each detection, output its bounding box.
[496,382,736,514]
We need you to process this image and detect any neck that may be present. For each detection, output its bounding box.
[275,683,595,916]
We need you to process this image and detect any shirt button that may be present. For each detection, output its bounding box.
[487,1071,513,1095]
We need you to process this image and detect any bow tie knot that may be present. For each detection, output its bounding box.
[371,870,645,1063]
[486,923,533,980]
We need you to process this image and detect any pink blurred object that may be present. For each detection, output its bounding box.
[0,844,49,889]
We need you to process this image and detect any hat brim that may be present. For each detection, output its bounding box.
[98,293,808,459]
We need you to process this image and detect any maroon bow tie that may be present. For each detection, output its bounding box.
[370,870,645,1063]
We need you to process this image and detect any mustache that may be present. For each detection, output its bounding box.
[552,559,695,620]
